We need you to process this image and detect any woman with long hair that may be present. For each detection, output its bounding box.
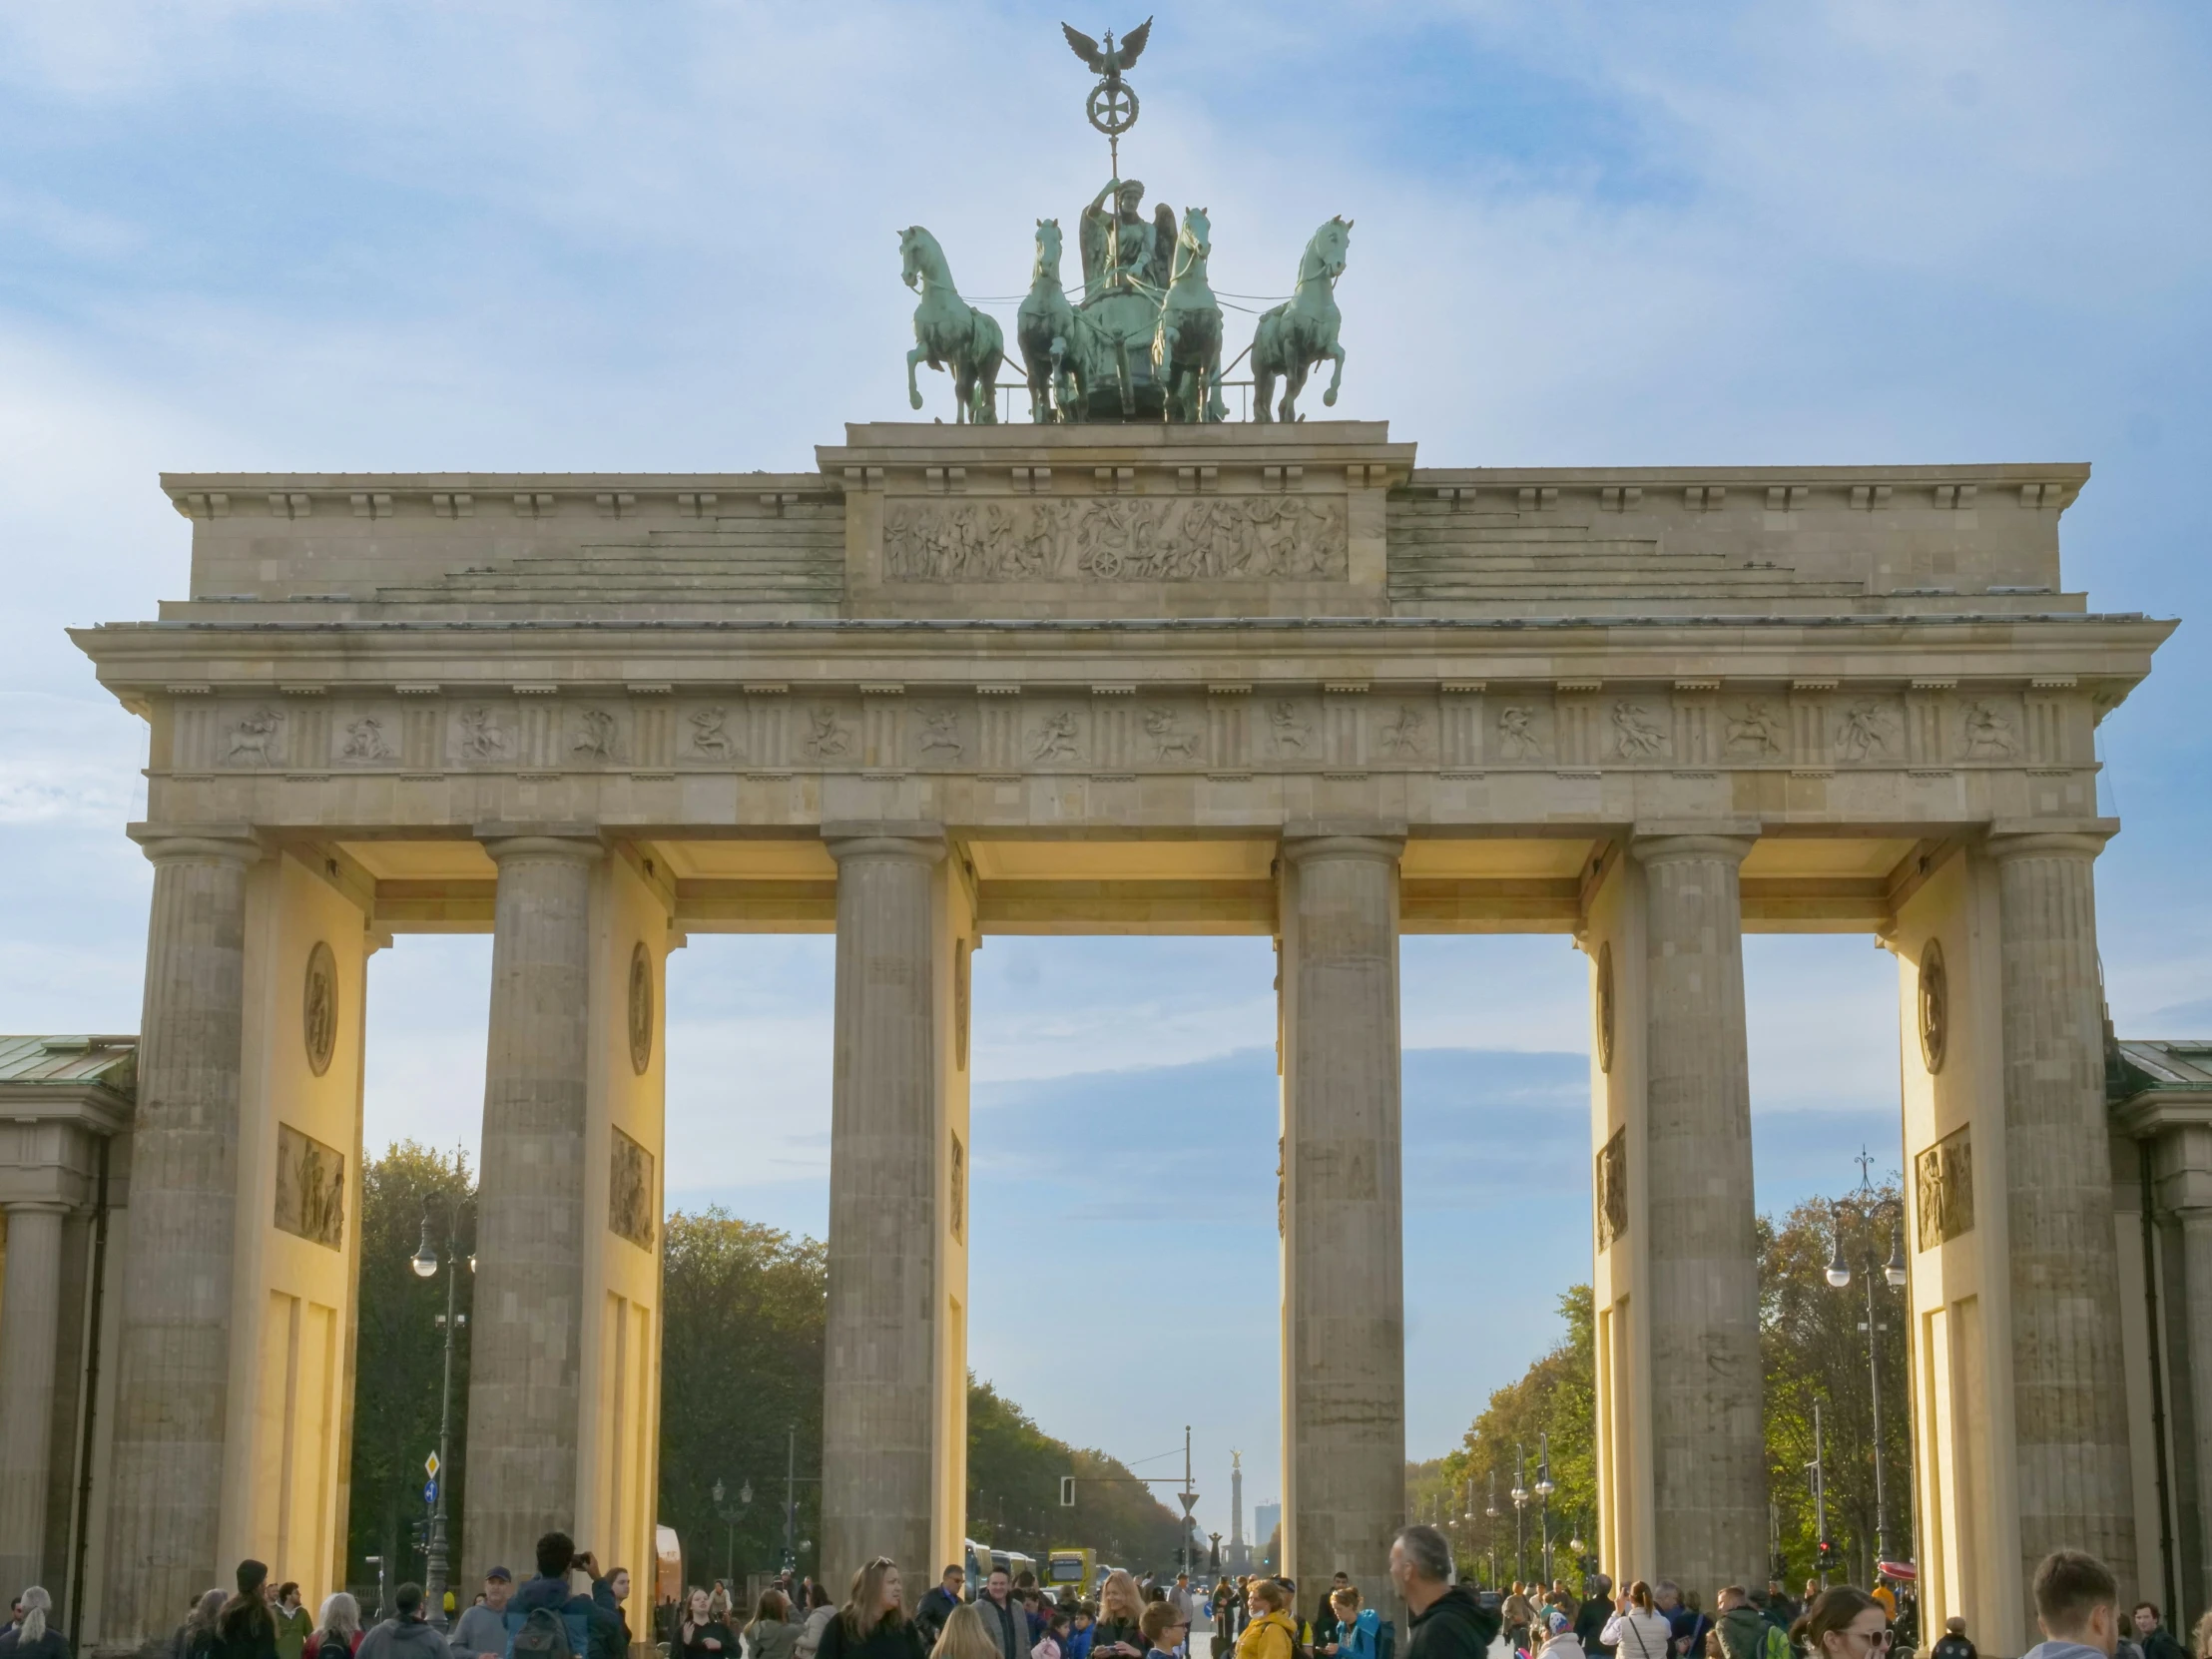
[796,1584,836,1659]
[1602,1583,1670,1659]
[1234,1582,1296,1659]
[933,1605,1007,1659]
[1791,1590,1889,1659]
[1091,1574,1147,1659]
[309,1594,362,1659]
[216,1560,280,1659]
[815,1559,924,1659]
[685,1588,737,1659]
[751,1589,802,1659]
[180,1588,229,1659]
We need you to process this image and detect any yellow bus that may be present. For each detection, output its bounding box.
[1044,1549,1098,1598]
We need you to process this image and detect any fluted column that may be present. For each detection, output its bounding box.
[821,830,945,1595]
[2176,1205,2212,1610]
[0,1203,68,1593]
[464,834,601,1576]
[1632,830,1764,1591]
[103,829,259,1640]
[1989,829,2136,1590]
[1281,831,1403,1611]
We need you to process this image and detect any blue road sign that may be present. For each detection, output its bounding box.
[423,1478,438,1505]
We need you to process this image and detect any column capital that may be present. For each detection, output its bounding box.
[127,824,262,866]
[476,827,605,864]
[1628,822,1759,866]
[1985,819,2118,861]
[0,1200,71,1219]
[823,823,946,864]
[1280,832,1403,865]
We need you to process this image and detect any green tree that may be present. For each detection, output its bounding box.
[967,1380,1186,1569]
[657,1211,828,1584]
[1762,1185,1913,1590]
[1429,1285,1596,1589]
[347,1142,477,1589]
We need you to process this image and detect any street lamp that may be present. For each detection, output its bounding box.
[712,1477,753,1583]
[1534,1433,1555,1585]
[1828,1167,1910,1571]
[411,1200,472,1632]
[1510,1445,1529,1586]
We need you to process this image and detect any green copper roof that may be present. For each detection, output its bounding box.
[0,1035,137,1097]
[2112,1038,2212,1098]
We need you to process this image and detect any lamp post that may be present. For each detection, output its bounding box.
[1510,1445,1529,1586]
[1827,1169,1910,1571]
[1485,1472,1500,1591]
[712,1476,753,1583]
[409,1200,472,1632]
[1533,1433,1556,1586]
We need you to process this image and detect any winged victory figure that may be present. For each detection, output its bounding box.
[1061,17,1153,83]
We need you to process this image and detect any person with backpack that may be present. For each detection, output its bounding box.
[510,1533,622,1659]
[308,1596,361,1659]
[1707,1589,1785,1659]
[1329,1589,1379,1659]
[1929,1618,1974,1659]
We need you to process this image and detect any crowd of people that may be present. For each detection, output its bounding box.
[2,1523,2202,1659]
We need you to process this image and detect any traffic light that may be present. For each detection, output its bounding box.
[1817,1537,1838,1569]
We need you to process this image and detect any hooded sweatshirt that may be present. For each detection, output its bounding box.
[354,1620,448,1659]
[1710,1608,1774,1659]
[1407,1587,1504,1659]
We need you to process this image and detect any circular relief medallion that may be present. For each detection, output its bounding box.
[1595,940,1616,1074]
[302,940,338,1077]
[627,942,654,1076]
[1919,938,1948,1075]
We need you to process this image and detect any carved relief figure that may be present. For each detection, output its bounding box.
[457,706,508,761]
[573,707,618,760]
[1915,1125,1974,1251]
[608,1126,656,1251]
[1611,701,1666,760]
[340,716,393,761]
[1497,706,1541,761]
[1029,711,1079,762]
[1725,701,1784,755]
[229,707,283,764]
[1594,1128,1627,1250]
[1269,701,1311,755]
[274,1124,345,1250]
[1380,703,1425,757]
[1836,700,1894,762]
[882,494,1345,583]
[803,707,852,759]
[302,940,338,1076]
[919,709,964,760]
[690,705,734,757]
[1143,706,1198,760]
[1961,701,2016,759]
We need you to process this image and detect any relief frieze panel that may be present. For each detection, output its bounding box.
[168,684,2085,779]
[881,494,1347,584]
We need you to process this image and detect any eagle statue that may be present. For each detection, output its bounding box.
[1061,17,1152,83]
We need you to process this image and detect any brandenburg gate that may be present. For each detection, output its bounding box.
[51,414,2170,1651]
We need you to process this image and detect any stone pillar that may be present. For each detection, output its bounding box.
[1631,830,1764,1591]
[2175,1205,2212,1611]
[0,1203,68,1593]
[1989,829,2137,1591]
[102,830,259,1640]
[821,830,945,1595]
[1280,831,1404,1611]
[465,834,601,1574]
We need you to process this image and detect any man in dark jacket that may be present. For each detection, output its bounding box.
[511,1533,624,1659]
[919,1568,967,1647]
[1576,1579,1616,1659]
[1390,1525,1499,1659]
[2133,1606,2186,1659]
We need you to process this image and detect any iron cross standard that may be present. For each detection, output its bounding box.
[1062,15,1151,173]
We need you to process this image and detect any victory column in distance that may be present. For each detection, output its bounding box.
[901,16,1353,425]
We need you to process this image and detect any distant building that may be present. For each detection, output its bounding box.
[1253,1501,1281,1572]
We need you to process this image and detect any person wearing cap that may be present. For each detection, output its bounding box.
[453,1570,515,1659]
[216,1561,280,1659]
[355,1586,448,1659]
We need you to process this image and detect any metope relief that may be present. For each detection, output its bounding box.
[454,705,510,763]
[1835,699,1898,763]
[1378,703,1427,759]
[1915,1124,1973,1251]
[1960,700,2017,759]
[1611,701,1667,761]
[274,1123,345,1250]
[227,707,285,767]
[1143,706,1198,761]
[1495,704,1545,762]
[688,705,736,758]
[572,706,620,762]
[1595,1128,1628,1250]
[1268,701,1314,758]
[882,494,1346,583]
[916,707,966,763]
[1724,701,1785,756]
[340,714,395,763]
[608,1125,656,1251]
[1028,710,1081,763]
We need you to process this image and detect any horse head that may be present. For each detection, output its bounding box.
[1180,206,1212,264]
[1303,216,1353,283]
[901,226,947,291]
[1033,218,1063,279]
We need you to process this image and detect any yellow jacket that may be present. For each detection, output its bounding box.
[1238,1613,1300,1659]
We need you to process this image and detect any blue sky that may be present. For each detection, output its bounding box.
[3,0,2210,1548]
